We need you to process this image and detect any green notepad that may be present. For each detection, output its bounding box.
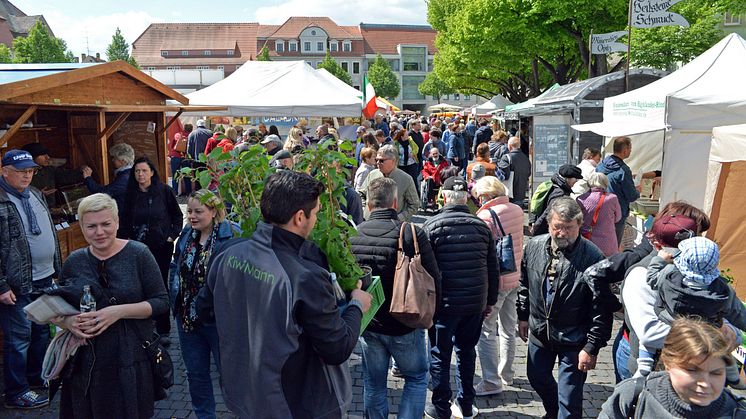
[360,276,385,334]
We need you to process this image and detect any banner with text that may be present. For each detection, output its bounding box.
[591,31,628,54]
[632,0,690,28]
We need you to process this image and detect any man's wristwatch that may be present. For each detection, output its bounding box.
[348,299,364,313]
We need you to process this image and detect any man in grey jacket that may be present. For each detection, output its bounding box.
[201,170,371,418]
[497,137,531,208]
[0,149,61,409]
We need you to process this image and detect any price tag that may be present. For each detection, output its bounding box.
[61,221,70,229]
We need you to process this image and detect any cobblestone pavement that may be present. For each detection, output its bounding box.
[1,319,622,418]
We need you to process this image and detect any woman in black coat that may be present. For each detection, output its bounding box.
[119,156,183,343]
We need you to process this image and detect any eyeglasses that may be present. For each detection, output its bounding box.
[97,260,110,288]
[375,158,390,164]
[8,168,38,175]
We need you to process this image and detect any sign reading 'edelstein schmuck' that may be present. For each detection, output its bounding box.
[632,0,690,28]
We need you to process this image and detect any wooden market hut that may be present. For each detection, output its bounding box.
[0,61,219,259]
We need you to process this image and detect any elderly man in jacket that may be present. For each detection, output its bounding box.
[423,176,499,419]
[351,177,441,418]
[518,197,612,419]
[361,145,420,221]
[0,149,61,409]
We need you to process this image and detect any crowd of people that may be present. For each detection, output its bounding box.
[0,111,742,419]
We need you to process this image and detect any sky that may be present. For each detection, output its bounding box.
[11,0,429,60]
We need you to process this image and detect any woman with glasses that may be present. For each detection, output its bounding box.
[169,190,238,418]
[51,193,168,418]
[119,156,183,346]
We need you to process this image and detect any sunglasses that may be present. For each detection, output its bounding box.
[97,259,110,288]
[375,158,390,164]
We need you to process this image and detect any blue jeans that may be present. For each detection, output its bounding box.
[176,319,221,419]
[527,342,587,419]
[170,156,183,192]
[0,276,52,400]
[428,313,482,418]
[612,328,631,383]
[359,329,429,419]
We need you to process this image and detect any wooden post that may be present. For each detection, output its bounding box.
[588,30,594,78]
[626,0,634,92]
[98,111,110,184]
[0,106,37,147]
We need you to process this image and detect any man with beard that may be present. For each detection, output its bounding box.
[518,197,612,419]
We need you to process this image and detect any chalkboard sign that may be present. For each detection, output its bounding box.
[533,124,570,179]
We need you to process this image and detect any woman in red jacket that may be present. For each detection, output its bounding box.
[421,147,450,208]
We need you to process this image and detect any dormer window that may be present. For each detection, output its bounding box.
[276,40,285,53]
[311,30,317,36]
[227,50,234,56]
[343,41,351,52]
[317,41,324,52]
[330,41,338,52]
[289,41,298,52]
[204,50,211,56]
[161,51,168,56]
[182,50,188,56]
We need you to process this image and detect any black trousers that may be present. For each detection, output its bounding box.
[148,241,175,335]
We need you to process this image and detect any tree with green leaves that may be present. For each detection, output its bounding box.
[0,44,11,63]
[367,53,399,99]
[418,72,454,102]
[106,27,139,68]
[317,51,353,85]
[12,20,73,63]
[256,45,270,61]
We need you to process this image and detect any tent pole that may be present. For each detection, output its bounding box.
[626,0,633,92]
[588,30,594,78]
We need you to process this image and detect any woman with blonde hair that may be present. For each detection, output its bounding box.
[473,176,525,396]
[169,190,238,418]
[51,193,168,418]
[284,126,305,152]
[600,317,743,418]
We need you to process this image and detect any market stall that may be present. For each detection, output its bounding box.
[0,61,203,259]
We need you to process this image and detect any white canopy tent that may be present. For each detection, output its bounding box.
[573,33,746,208]
[185,61,362,117]
[472,95,513,114]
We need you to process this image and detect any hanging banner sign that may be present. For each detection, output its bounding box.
[632,0,690,28]
[591,31,628,54]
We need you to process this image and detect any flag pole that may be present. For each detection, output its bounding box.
[588,29,594,78]
[626,0,633,92]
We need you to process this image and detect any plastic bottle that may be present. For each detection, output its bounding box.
[80,285,97,313]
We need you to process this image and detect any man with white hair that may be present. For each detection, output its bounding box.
[187,119,213,160]
[361,145,419,221]
[82,143,135,213]
[423,176,498,419]
[497,136,531,208]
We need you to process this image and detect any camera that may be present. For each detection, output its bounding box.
[134,224,149,243]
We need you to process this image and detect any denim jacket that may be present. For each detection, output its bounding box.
[0,187,62,295]
[168,220,239,310]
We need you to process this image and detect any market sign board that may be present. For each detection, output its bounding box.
[610,99,666,119]
[632,0,690,28]
[591,31,628,54]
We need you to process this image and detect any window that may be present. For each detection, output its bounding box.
[160,51,168,56]
[317,41,324,52]
[402,75,425,100]
[182,50,189,56]
[724,12,741,25]
[146,66,156,71]
[341,62,349,72]
[432,96,439,101]
[304,42,311,52]
[289,42,298,52]
[387,59,400,72]
[343,41,351,52]
[227,50,234,56]
[311,30,317,36]
[204,50,211,56]
[464,95,471,100]
[401,46,426,71]
[166,66,180,70]
[196,65,209,70]
[330,42,338,52]
[218,65,224,70]
[454,93,460,100]
[276,41,284,53]
[352,62,360,74]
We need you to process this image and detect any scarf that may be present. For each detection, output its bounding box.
[0,176,41,235]
[178,225,219,331]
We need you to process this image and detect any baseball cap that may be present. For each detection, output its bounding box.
[2,149,40,169]
[196,119,206,127]
[261,134,281,145]
[649,214,698,248]
[442,176,468,191]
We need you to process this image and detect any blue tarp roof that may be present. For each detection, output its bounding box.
[0,63,98,85]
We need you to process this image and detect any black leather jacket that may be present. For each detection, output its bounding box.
[518,234,612,355]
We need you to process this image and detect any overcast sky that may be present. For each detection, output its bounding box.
[11,0,429,60]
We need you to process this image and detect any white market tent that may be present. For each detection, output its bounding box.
[573,33,746,208]
[472,94,513,114]
[706,124,746,296]
[428,103,461,112]
[186,61,362,117]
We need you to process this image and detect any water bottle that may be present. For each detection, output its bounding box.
[80,285,96,313]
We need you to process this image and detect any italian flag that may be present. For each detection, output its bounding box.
[362,75,378,119]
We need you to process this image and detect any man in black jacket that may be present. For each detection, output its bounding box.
[497,136,531,209]
[351,177,441,418]
[423,176,499,419]
[518,197,612,419]
[532,165,584,236]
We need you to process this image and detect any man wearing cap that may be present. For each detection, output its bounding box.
[532,164,584,236]
[596,136,640,245]
[423,176,498,419]
[261,134,283,156]
[518,197,611,419]
[0,149,59,409]
[269,149,294,170]
[187,119,213,161]
[21,142,83,207]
